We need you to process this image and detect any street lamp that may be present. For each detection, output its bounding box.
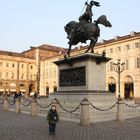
[113,59,125,99]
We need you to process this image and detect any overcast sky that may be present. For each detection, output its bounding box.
[0,0,140,52]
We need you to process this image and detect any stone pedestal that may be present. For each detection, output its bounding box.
[55,53,110,92]
[49,53,117,123]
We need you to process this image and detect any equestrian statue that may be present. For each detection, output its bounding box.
[64,1,112,57]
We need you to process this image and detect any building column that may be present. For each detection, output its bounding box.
[35,49,40,93]
[26,63,30,96]
[134,81,140,98]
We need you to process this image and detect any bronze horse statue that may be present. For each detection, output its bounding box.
[64,15,112,57]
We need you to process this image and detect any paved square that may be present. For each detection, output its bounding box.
[0,109,140,140]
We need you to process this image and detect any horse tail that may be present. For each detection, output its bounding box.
[95,15,112,27]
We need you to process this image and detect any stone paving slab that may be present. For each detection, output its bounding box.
[0,109,140,140]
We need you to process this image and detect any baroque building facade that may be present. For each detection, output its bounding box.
[96,32,140,99]
[0,51,36,95]
[0,44,65,95]
[40,32,140,99]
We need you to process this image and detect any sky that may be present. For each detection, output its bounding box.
[0,0,140,52]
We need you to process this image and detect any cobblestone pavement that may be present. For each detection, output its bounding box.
[0,109,140,140]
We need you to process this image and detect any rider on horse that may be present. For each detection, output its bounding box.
[70,1,100,40]
[64,1,111,57]
[79,1,100,23]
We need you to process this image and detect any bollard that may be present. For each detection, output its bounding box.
[116,100,125,121]
[31,100,37,116]
[3,97,8,111]
[15,99,21,113]
[80,98,90,126]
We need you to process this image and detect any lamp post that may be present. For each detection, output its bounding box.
[113,59,125,99]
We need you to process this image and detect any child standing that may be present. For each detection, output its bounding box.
[47,105,59,135]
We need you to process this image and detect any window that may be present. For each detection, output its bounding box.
[6,72,8,78]
[11,73,14,79]
[110,62,114,71]
[136,58,140,68]
[6,62,9,67]
[21,64,24,68]
[126,44,130,50]
[30,65,33,69]
[135,42,139,48]
[34,74,36,80]
[0,82,2,86]
[116,47,121,52]
[109,48,113,53]
[21,74,24,79]
[0,62,3,67]
[118,47,121,52]
[12,63,15,67]
[125,59,129,70]
[30,74,33,80]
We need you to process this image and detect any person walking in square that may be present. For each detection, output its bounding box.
[47,105,59,135]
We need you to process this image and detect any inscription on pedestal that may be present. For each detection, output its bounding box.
[60,66,86,87]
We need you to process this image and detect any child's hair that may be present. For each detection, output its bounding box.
[51,105,56,109]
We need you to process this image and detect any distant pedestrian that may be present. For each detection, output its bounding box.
[30,87,39,100]
[7,89,11,97]
[14,88,22,100]
[33,91,40,100]
[3,89,7,98]
[47,105,59,135]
